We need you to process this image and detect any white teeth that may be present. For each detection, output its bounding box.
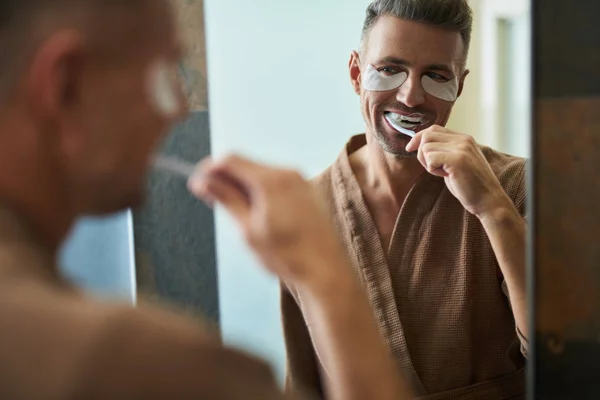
[387,112,423,124]
[385,114,416,137]
[399,121,416,129]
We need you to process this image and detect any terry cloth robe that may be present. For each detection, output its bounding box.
[282,134,527,400]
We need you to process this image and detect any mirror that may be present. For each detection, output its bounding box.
[203,0,532,393]
[58,0,535,394]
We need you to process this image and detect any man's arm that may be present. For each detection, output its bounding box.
[406,126,528,347]
[478,200,528,347]
[1,281,294,400]
[189,155,414,400]
[281,284,324,398]
[291,259,413,400]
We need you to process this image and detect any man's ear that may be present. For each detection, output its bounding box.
[26,29,86,119]
[456,68,470,98]
[349,50,362,95]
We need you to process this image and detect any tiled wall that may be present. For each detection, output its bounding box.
[134,111,217,321]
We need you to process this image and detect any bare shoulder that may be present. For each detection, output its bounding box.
[70,299,282,398]
[0,278,283,399]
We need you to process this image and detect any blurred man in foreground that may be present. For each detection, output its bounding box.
[0,0,409,398]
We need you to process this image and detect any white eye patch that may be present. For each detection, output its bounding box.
[361,64,458,102]
[147,59,183,118]
[362,63,408,91]
[421,75,459,102]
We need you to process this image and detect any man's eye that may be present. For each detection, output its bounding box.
[426,72,450,82]
[378,67,400,76]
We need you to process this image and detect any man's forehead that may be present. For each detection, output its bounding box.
[147,1,183,60]
[78,0,178,61]
[364,15,465,70]
[123,7,182,63]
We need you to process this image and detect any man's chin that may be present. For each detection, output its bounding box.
[87,190,145,216]
[387,146,418,159]
[373,130,417,158]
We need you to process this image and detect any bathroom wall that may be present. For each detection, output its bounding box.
[204,0,371,382]
[60,211,137,303]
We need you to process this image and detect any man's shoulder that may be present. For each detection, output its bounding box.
[480,145,528,206]
[77,301,282,398]
[308,134,363,193]
[480,146,527,178]
[0,277,283,398]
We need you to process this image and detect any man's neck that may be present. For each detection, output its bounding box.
[351,134,426,204]
[0,187,74,256]
[0,127,75,255]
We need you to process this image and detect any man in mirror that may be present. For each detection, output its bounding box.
[281,0,528,398]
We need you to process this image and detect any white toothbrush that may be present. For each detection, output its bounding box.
[153,155,196,178]
[385,114,416,138]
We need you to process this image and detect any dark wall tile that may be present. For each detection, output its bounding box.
[133,111,218,323]
[534,0,600,98]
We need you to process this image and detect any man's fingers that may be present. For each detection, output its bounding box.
[421,151,454,177]
[190,154,279,201]
[419,142,455,154]
[209,154,271,190]
[187,174,214,206]
[190,155,259,199]
[197,154,308,204]
[189,171,251,223]
[417,143,451,172]
[406,125,458,152]
[208,177,251,224]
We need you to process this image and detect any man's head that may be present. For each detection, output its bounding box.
[0,0,185,218]
[349,0,473,156]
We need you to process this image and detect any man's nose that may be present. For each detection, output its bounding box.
[396,75,426,108]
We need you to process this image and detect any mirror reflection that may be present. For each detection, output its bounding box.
[202,0,532,398]
[19,0,531,398]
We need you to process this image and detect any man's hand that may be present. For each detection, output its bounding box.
[188,154,412,400]
[187,155,348,290]
[405,125,512,218]
[407,125,529,344]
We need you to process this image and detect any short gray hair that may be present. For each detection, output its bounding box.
[361,0,474,59]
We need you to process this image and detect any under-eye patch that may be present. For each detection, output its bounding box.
[421,75,459,102]
[362,64,408,91]
[362,64,458,102]
[147,59,184,118]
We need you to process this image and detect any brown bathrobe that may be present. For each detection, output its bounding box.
[282,135,528,399]
[0,201,297,400]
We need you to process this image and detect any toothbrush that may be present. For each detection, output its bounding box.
[153,155,196,178]
[154,154,250,200]
[385,114,416,138]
